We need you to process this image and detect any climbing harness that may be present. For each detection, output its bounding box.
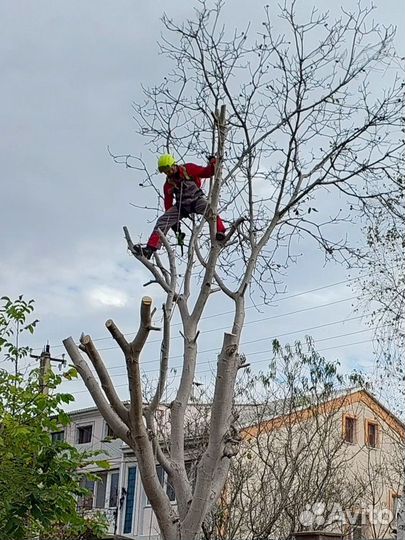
[133,156,220,259]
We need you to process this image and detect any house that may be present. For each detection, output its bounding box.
[233,389,404,540]
[59,388,404,539]
[58,404,169,539]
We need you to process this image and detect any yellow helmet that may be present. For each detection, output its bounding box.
[158,154,176,172]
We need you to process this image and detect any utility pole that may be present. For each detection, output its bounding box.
[191,380,203,401]
[30,344,66,394]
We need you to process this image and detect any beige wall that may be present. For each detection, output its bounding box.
[337,397,402,538]
[65,393,403,540]
[228,393,403,540]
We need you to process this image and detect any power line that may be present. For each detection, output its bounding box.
[29,276,360,352]
[61,318,376,394]
[25,272,389,401]
[66,335,377,397]
[95,312,366,355]
[81,295,358,354]
[143,296,356,345]
[189,338,377,379]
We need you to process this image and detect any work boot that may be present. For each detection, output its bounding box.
[215,231,226,242]
[133,244,155,260]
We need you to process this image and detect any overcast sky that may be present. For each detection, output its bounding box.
[1,0,403,410]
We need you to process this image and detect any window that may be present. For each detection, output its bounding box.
[95,471,120,508]
[78,477,95,510]
[95,472,107,508]
[166,476,175,502]
[352,512,364,540]
[104,422,117,439]
[365,420,379,448]
[156,465,175,502]
[185,461,197,489]
[124,467,137,534]
[390,492,400,522]
[51,430,64,442]
[79,471,120,510]
[343,415,356,444]
[109,472,120,508]
[77,424,92,444]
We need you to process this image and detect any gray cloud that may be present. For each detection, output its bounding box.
[1,0,403,408]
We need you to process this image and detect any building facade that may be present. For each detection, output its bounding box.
[60,389,404,539]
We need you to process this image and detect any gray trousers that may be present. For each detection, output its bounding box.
[148,197,211,248]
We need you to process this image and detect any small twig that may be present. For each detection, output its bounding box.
[143,280,159,287]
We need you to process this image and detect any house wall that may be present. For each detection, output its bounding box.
[64,393,403,540]
[233,395,403,540]
[62,409,125,534]
[337,397,403,538]
[64,409,123,461]
[65,408,164,538]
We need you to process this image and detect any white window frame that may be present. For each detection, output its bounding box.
[104,421,117,440]
[95,469,120,509]
[82,469,120,511]
[76,422,94,445]
[144,465,175,507]
[51,429,65,442]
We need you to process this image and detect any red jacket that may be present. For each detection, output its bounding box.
[163,162,215,210]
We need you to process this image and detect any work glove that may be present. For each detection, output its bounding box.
[170,223,185,245]
[176,230,186,256]
[176,231,186,246]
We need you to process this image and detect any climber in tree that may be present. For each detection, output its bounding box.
[133,154,226,259]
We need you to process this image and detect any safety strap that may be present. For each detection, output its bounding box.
[163,164,206,257]
[178,165,191,182]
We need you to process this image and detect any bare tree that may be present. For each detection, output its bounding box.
[353,111,404,539]
[356,440,403,539]
[63,2,403,539]
[202,339,364,540]
[355,203,405,367]
[356,213,405,538]
[203,340,404,540]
